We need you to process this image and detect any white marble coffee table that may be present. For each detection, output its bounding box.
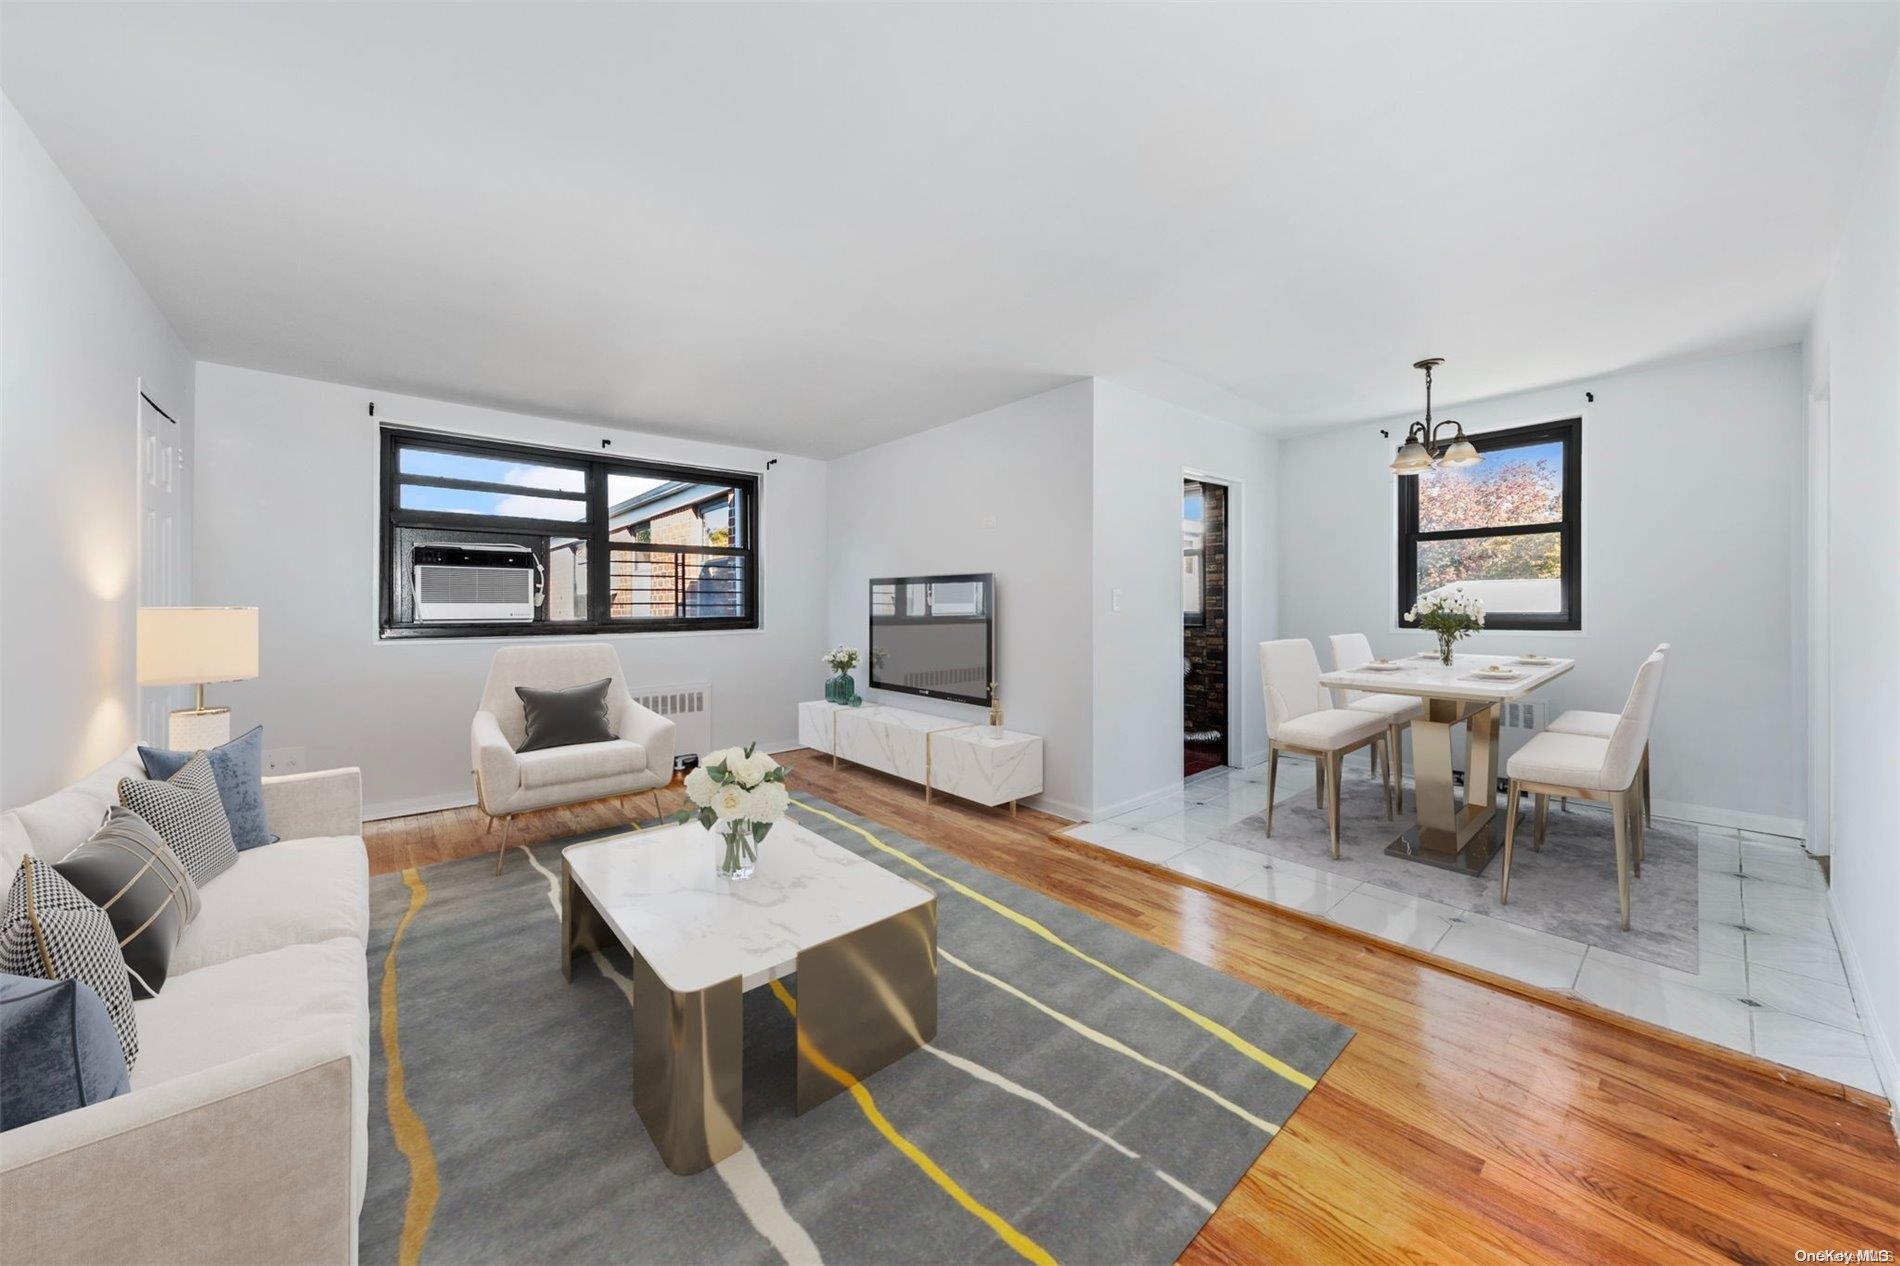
[560,818,938,1175]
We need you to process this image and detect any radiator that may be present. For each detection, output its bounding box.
[1499,698,1547,731]
[631,681,713,763]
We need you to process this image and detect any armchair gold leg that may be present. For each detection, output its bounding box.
[1533,794,1548,852]
[1500,779,1520,904]
[1265,748,1279,838]
[494,814,515,876]
[1314,758,1324,809]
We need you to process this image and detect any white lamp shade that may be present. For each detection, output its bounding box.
[138,607,259,686]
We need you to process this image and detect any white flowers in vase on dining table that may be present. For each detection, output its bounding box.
[675,742,789,879]
[1406,588,1485,665]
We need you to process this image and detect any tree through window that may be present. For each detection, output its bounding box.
[1398,418,1580,631]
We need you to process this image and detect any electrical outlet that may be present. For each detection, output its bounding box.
[1111,587,1123,612]
[264,746,305,776]
[981,514,997,529]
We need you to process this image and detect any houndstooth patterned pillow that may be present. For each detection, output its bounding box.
[119,750,238,886]
[2,855,139,1069]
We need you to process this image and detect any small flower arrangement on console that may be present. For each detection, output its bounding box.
[1407,588,1485,665]
[822,644,862,706]
[675,743,790,880]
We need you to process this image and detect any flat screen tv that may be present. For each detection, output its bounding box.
[868,574,994,707]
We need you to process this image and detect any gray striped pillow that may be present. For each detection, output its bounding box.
[118,751,239,887]
[55,807,200,998]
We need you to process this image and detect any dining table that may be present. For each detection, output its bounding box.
[1317,651,1575,872]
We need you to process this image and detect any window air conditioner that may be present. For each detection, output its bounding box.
[413,543,544,623]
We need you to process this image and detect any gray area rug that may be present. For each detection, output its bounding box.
[1209,766,1699,970]
[363,796,1352,1265]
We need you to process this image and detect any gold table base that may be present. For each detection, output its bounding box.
[561,858,939,1175]
[1384,697,1502,870]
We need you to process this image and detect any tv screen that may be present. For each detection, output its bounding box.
[868,574,994,706]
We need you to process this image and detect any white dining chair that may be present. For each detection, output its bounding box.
[1548,643,1669,827]
[1327,633,1426,813]
[1499,650,1668,930]
[1261,639,1393,858]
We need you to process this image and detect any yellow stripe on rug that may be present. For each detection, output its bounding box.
[381,868,441,1266]
[769,980,1056,1266]
[790,799,1316,1092]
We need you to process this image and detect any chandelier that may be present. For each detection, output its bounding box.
[1388,358,1481,476]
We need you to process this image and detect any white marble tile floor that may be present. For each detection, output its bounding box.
[1055,758,1885,1099]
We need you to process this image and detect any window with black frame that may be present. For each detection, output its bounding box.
[1397,417,1580,631]
[379,428,759,638]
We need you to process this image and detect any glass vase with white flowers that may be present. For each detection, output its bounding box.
[1407,588,1485,665]
[822,645,861,706]
[674,744,790,880]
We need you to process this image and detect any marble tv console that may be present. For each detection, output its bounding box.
[798,700,1043,814]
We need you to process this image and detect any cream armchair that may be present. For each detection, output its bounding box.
[472,643,676,873]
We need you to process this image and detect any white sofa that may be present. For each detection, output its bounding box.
[0,747,369,1266]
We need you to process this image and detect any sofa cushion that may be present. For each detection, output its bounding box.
[1,857,139,1070]
[118,752,239,887]
[139,725,277,852]
[515,677,617,753]
[516,737,648,790]
[169,837,369,977]
[8,748,144,863]
[1,969,130,1125]
[54,807,199,998]
[131,936,369,1209]
[1,974,131,1130]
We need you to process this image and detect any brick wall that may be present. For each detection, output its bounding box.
[1184,480,1227,738]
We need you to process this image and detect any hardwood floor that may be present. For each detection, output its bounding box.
[365,748,1900,1263]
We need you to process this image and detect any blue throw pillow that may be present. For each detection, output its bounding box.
[1,974,131,1131]
[139,725,277,850]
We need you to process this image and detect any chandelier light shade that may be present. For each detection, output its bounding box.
[1388,358,1482,477]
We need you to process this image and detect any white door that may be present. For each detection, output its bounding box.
[138,389,188,745]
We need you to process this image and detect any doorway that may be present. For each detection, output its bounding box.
[1182,478,1228,777]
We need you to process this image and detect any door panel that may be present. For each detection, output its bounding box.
[138,392,187,745]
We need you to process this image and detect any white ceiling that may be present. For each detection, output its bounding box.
[3,3,1895,456]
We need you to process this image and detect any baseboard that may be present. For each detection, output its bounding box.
[1826,888,1899,1133]
[1640,798,1804,841]
[1087,783,1189,822]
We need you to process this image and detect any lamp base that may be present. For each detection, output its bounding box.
[168,707,231,751]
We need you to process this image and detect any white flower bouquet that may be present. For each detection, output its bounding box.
[822,645,861,705]
[674,742,790,879]
[1406,588,1485,665]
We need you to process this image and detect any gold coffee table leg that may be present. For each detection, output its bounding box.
[560,858,613,982]
[795,899,938,1114]
[632,950,743,1175]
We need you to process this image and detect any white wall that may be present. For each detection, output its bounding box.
[825,381,1096,817]
[1091,381,1279,816]
[190,363,828,819]
[1807,48,1898,1103]
[1276,345,1808,833]
[0,96,195,805]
